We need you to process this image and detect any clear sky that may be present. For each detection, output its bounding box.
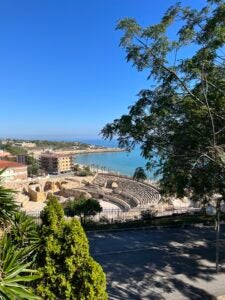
[0,0,207,140]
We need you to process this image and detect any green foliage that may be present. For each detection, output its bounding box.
[102,1,225,202]
[76,170,89,177]
[64,198,87,217]
[83,165,92,175]
[2,143,27,155]
[27,156,40,176]
[11,211,40,249]
[64,198,102,223]
[73,164,81,171]
[36,196,107,299]
[72,256,108,300]
[0,173,40,299]
[0,234,40,300]
[0,176,18,228]
[133,167,147,181]
[15,139,90,150]
[40,195,64,232]
[75,165,93,177]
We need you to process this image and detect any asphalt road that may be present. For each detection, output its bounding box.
[88,226,225,300]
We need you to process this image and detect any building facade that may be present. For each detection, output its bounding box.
[39,153,73,174]
[0,150,11,160]
[0,160,28,182]
[17,154,29,164]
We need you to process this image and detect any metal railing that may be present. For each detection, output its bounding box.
[25,206,201,224]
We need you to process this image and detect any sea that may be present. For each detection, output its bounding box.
[73,138,157,179]
[17,136,157,179]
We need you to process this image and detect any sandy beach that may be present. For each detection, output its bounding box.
[55,147,125,155]
[28,147,125,159]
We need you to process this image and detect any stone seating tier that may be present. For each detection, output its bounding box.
[93,174,160,207]
[103,195,130,211]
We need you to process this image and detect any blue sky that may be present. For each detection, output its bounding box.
[0,0,207,140]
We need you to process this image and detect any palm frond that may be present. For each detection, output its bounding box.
[0,235,41,300]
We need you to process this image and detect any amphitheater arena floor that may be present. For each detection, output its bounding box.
[88,226,225,300]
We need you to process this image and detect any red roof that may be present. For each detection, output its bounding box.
[0,160,27,169]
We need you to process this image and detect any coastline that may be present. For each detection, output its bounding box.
[75,162,158,187]
[28,147,125,159]
[56,147,126,155]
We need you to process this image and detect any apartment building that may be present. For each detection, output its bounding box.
[0,160,28,182]
[39,153,73,174]
[17,154,29,164]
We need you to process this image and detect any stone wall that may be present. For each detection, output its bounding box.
[59,188,92,200]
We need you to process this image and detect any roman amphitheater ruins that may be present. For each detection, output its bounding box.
[5,172,194,220]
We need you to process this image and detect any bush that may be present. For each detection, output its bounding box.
[77,170,88,176]
[64,198,102,224]
[36,196,107,299]
[141,209,157,220]
[73,164,81,172]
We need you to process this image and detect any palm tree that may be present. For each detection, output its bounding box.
[0,171,18,229]
[133,167,147,182]
[0,234,40,300]
[0,171,40,298]
[11,211,40,249]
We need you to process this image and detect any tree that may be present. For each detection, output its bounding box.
[0,172,18,229]
[133,167,147,182]
[73,164,81,172]
[0,234,40,300]
[36,196,107,299]
[83,165,92,175]
[3,144,27,155]
[101,1,225,271]
[0,172,40,299]
[10,211,40,249]
[27,156,40,176]
[75,165,93,177]
[64,198,102,224]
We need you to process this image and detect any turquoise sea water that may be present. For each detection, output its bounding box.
[74,149,152,177]
[26,137,156,179]
[74,139,156,179]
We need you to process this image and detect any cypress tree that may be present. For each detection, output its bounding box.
[36,196,107,299]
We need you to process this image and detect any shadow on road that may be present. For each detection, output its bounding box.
[88,226,225,299]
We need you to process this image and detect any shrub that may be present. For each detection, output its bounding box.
[36,196,107,299]
[64,198,102,224]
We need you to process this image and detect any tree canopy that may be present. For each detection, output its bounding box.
[133,167,147,182]
[102,0,225,201]
[1,144,27,155]
[27,156,40,176]
[64,198,102,224]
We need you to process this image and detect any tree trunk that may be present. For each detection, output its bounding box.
[216,199,221,273]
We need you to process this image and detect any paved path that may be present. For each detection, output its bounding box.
[88,226,225,300]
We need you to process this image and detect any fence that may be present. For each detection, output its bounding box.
[92,207,200,222]
[25,206,201,224]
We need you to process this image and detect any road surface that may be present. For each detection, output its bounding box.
[88,226,225,299]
